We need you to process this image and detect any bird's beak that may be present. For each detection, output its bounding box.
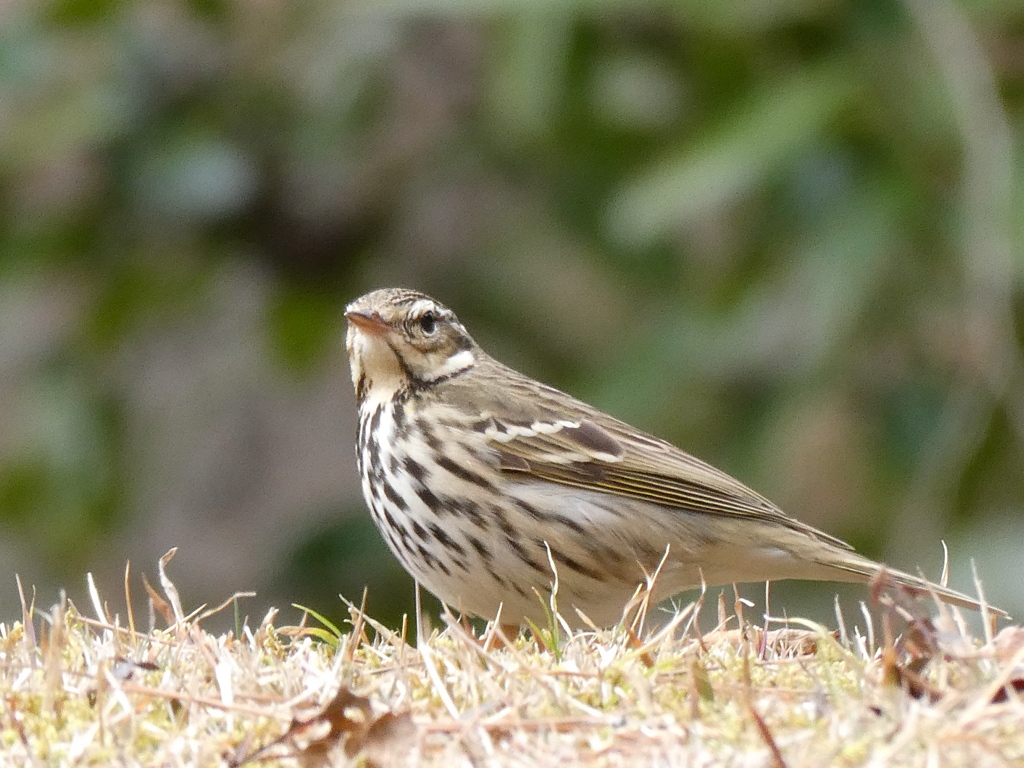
[345,310,388,335]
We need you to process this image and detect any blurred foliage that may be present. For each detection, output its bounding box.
[1,0,1023,624]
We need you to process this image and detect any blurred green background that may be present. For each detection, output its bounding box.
[1,0,1022,630]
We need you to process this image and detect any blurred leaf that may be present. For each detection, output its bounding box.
[0,369,124,570]
[727,176,907,376]
[132,131,259,221]
[45,0,121,26]
[607,62,860,247]
[632,178,905,391]
[88,258,209,344]
[185,0,229,23]
[268,287,340,372]
[487,10,571,145]
[0,460,49,525]
[344,0,834,30]
[0,80,131,173]
[590,52,684,132]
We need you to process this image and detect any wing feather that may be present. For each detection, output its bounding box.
[469,373,852,551]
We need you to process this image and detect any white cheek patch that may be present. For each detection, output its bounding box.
[425,348,476,380]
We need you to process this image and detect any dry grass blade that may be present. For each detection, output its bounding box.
[0,555,1021,767]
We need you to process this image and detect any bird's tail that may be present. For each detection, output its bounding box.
[824,552,1008,618]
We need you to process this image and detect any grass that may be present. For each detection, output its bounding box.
[1,550,1022,767]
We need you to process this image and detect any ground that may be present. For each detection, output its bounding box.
[1,552,1022,767]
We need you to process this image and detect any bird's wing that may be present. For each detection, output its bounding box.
[475,400,853,552]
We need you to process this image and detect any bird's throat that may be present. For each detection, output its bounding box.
[348,330,406,405]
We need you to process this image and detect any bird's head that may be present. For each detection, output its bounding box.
[345,288,478,402]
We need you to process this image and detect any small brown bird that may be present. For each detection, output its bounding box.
[345,287,1003,626]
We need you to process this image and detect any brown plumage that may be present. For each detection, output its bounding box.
[345,287,1006,625]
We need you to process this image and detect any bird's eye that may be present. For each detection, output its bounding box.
[418,311,438,336]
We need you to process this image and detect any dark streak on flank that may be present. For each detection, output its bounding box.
[417,543,451,576]
[388,450,402,475]
[551,513,586,535]
[415,485,442,513]
[548,548,603,581]
[516,500,546,522]
[454,499,488,529]
[382,508,409,544]
[382,479,407,510]
[506,537,546,574]
[410,519,428,542]
[493,506,515,538]
[420,421,443,453]
[403,455,428,484]
[468,536,492,563]
[429,523,467,558]
[514,499,585,535]
[436,454,495,491]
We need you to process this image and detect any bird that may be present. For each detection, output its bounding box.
[344,287,1004,627]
